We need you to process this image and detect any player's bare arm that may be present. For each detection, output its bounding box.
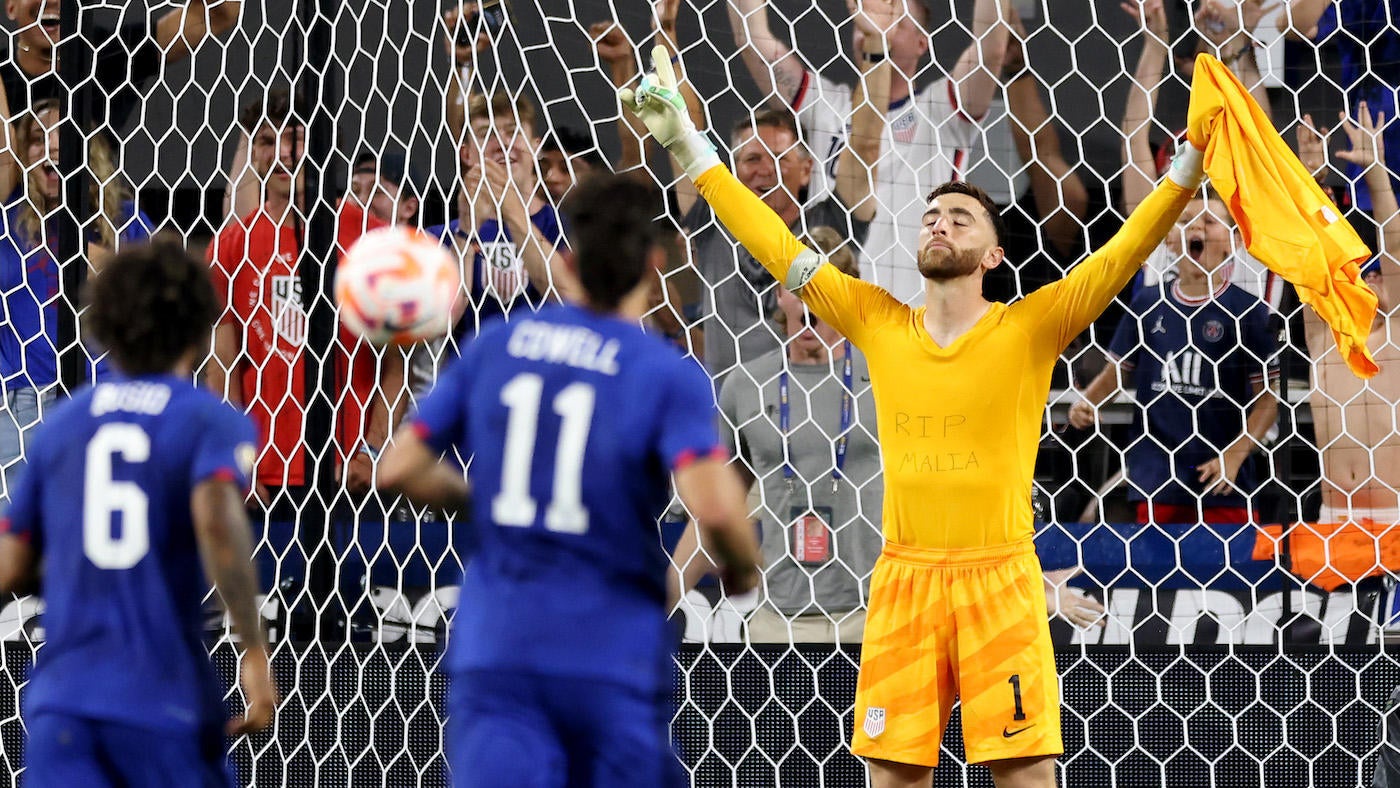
[377,425,471,514]
[192,477,278,735]
[673,457,761,595]
[0,533,38,596]
[666,450,759,607]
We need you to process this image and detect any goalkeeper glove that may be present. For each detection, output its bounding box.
[618,46,720,181]
[1166,138,1206,190]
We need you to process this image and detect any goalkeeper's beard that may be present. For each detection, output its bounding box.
[918,245,983,282]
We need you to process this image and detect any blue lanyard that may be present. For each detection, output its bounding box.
[779,341,854,494]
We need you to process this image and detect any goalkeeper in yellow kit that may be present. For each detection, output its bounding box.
[622,45,1204,788]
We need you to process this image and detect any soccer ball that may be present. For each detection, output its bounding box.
[335,226,463,346]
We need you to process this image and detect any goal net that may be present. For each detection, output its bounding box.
[0,1,1396,786]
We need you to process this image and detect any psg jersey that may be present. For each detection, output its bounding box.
[1107,281,1278,507]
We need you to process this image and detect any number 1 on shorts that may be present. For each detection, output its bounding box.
[1008,674,1026,721]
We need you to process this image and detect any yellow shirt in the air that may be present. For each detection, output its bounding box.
[694,165,1194,550]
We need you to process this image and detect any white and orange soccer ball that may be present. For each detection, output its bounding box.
[335,226,463,346]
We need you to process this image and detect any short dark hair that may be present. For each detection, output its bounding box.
[731,108,806,156]
[84,237,220,376]
[352,149,423,198]
[540,126,607,171]
[238,87,306,134]
[561,174,665,311]
[925,181,1006,248]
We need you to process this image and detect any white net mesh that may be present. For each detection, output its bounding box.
[0,0,1396,786]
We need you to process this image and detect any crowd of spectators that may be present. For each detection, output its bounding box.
[0,0,1395,641]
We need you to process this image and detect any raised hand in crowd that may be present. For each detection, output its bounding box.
[1296,113,1330,182]
[589,21,633,68]
[1122,0,1169,45]
[443,2,492,67]
[1335,101,1387,175]
[443,2,497,142]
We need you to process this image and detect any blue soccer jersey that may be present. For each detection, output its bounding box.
[413,303,723,694]
[1,375,258,730]
[1107,281,1279,507]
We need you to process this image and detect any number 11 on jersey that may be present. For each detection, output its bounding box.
[492,372,595,534]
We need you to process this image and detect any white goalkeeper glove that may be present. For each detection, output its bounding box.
[618,45,720,181]
[1166,138,1206,190]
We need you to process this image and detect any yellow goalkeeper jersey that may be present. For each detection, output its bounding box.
[694,165,1193,550]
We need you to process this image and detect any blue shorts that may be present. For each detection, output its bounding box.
[25,712,234,788]
[447,669,684,788]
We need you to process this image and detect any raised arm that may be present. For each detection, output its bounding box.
[1004,10,1087,258]
[948,0,1012,122]
[1337,102,1400,311]
[655,1,714,219]
[1025,158,1200,349]
[591,22,647,179]
[1277,0,1330,40]
[835,0,896,224]
[1194,0,1273,112]
[622,47,898,342]
[153,0,242,62]
[441,3,493,146]
[727,0,807,108]
[1120,0,1169,215]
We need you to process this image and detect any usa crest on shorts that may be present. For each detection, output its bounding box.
[864,707,886,738]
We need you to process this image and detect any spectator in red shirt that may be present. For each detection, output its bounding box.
[207,89,310,501]
[335,150,422,493]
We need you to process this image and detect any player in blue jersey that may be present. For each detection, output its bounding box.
[378,173,761,788]
[0,238,278,786]
[1070,192,1280,524]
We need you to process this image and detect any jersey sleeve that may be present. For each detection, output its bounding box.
[410,345,475,456]
[191,402,260,492]
[657,356,725,471]
[1106,309,1142,370]
[691,164,904,348]
[1014,178,1195,355]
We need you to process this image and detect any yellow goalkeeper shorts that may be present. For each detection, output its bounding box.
[851,540,1062,767]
